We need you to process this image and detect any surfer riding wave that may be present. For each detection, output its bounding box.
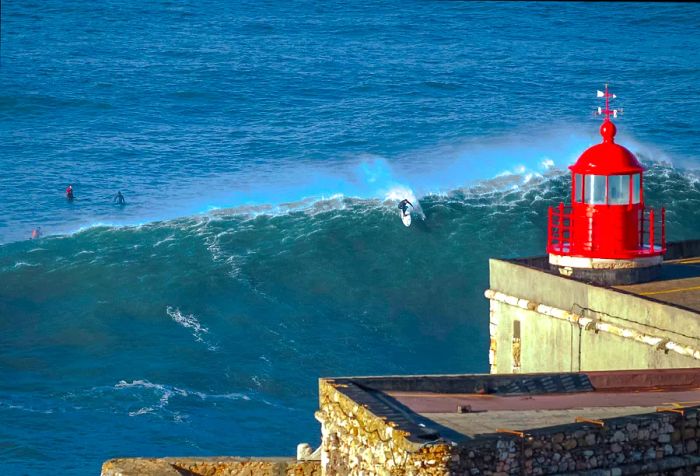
[398,199,413,217]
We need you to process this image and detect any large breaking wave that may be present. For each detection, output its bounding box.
[0,159,699,476]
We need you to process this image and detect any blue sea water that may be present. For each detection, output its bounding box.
[1,1,700,474]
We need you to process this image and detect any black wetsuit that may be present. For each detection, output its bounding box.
[398,199,412,216]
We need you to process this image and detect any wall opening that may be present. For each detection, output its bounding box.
[512,320,521,373]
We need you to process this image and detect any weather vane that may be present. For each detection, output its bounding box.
[595,84,623,121]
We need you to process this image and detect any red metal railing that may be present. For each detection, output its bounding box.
[547,203,572,254]
[547,203,666,258]
[639,207,666,255]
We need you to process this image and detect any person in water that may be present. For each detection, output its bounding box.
[113,191,126,205]
[398,198,413,217]
[31,227,42,239]
[66,185,74,200]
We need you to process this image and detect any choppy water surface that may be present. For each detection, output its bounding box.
[1,1,700,474]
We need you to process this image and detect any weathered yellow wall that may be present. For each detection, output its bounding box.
[100,457,320,476]
[489,258,700,346]
[488,259,700,374]
[491,300,580,373]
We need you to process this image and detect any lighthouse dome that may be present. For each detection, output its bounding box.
[569,120,644,175]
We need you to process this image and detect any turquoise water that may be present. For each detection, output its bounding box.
[1,1,700,474]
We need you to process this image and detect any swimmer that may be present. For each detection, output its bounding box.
[66,185,74,201]
[113,191,126,205]
[31,227,42,239]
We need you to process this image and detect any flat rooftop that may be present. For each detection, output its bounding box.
[510,239,700,314]
[389,387,700,438]
[327,369,700,444]
[616,256,700,312]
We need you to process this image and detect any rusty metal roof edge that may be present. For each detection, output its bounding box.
[324,368,700,395]
[324,372,596,395]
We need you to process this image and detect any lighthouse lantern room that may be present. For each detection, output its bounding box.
[547,85,666,285]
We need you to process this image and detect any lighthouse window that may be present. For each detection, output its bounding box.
[608,175,631,205]
[584,175,607,204]
[574,174,583,202]
[632,173,641,204]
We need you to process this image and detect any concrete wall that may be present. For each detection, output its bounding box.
[488,259,700,374]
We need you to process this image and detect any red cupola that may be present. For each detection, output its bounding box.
[547,85,666,285]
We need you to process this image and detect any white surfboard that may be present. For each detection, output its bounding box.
[401,210,412,227]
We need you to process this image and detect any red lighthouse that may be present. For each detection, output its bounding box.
[547,85,666,285]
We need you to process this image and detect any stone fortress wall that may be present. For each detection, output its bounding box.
[315,376,700,475]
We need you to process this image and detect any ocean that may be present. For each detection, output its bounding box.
[1,1,700,474]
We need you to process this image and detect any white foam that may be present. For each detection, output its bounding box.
[165,307,219,351]
[191,391,251,401]
[114,379,254,419]
[13,261,37,268]
[153,235,175,247]
[116,379,177,391]
[3,127,691,246]
[0,402,53,414]
[116,380,187,409]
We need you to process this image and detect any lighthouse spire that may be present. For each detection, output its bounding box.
[596,84,621,121]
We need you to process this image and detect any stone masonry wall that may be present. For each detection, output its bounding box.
[452,409,700,475]
[317,376,700,475]
[316,379,454,475]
